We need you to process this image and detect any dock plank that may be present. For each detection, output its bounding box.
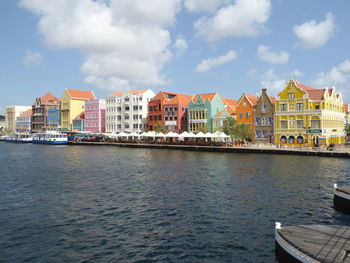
[278,225,350,263]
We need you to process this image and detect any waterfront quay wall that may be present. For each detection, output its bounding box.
[68,141,350,158]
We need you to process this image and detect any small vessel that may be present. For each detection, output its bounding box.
[333,184,350,213]
[275,222,350,263]
[33,132,68,145]
[4,133,33,143]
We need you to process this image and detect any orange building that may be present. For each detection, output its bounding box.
[148,91,192,132]
[236,93,259,141]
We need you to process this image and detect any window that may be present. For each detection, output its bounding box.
[169,116,173,121]
[139,106,142,110]
[125,115,129,120]
[297,120,304,129]
[165,117,168,121]
[125,124,129,128]
[255,130,261,138]
[174,116,177,120]
[263,130,268,138]
[288,93,294,99]
[243,102,246,106]
[149,116,153,121]
[125,107,129,111]
[268,117,273,125]
[262,117,266,125]
[133,106,138,110]
[124,97,130,102]
[174,107,177,111]
[158,115,162,120]
[280,104,287,111]
[296,103,303,111]
[315,104,320,110]
[117,107,121,111]
[169,107,173,111]
[165,107,168,112]
[239,113,243,119]
[311,119,320,128]
[262,104,267,113]
[246,112,251,119]
[149,106,153,111]
[280,120,288,129]
[255,117,261,125]
[182,107,185,112]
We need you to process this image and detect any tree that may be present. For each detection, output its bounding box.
[223,117,237,141]
[345,124,350,136]
[154,124,168,134]
[235,124,251,141]
[197,125,208,133]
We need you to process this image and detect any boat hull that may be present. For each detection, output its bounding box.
[33,140,68,145]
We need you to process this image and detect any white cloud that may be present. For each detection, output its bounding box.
[173,35,188,56]
[293,12,335,49]
[194,0,271,42]
[247,68,258,78]
[21,49,43,66]
[19,0,181,90]
[260,69,285,95]
[257,45,289,64]
[292,69,304,77]
[184,0,228,13]
[195,50,237,72]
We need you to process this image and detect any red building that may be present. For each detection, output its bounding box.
[148,91,192,132]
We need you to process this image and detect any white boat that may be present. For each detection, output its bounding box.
[4,133,33,143]
[33,132,68,145]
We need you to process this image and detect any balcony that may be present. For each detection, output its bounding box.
[189,119,207,124]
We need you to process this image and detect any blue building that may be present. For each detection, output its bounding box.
[47,106,60,128]
[72,112,85,131]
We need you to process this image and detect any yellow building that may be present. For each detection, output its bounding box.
[60,89,96,130]
[274,80,345,147]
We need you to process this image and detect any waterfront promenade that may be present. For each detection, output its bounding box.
[69,141,350,158]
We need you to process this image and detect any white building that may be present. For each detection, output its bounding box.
[105,89,155,133]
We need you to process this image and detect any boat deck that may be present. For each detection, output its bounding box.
[336,186,350,195]
[277,225,350,263]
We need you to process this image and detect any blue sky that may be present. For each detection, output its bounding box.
[1,0,350,114]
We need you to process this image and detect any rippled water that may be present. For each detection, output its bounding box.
[0,143,350,262]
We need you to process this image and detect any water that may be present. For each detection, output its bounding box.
[0,143,349,263]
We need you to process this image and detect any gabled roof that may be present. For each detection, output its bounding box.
[292,80,327,101]
[40,93,59,104]
[344,104,349,112]
[237,93,259,107]
[66,89,96,100]
[18,109,32,117]
[269,96,276,103]
[191,93,217,103]
[294,80,316,91]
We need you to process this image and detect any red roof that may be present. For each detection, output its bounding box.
[294,80,316,91]
[294,80,327,101]
[129,89,148,95]
[269,96,276,103]
[40,93,59,104]
[246,94,259,106]
[191,93,217,103]
[215,105,236,117]
[66,89,96,100]
[107,91,123,97]
[222,98,238,106]
[344,104,349,112]
[164,94,192,105]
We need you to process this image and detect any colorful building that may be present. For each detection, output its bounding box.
[106,89,155,133]
[254,89,275,144]
[212,98,237,132]
[47,106,61,128]
[188,93,230,133]
[72,112,85,131]
[0,115,5,131]
[236,93,259,141]
[31,93,60,133]
[274,79,345,147]
[60,89,96,131]
[344,104,349,127]
[15,109,32,133]
[85,99,106,133]
[147,91,192,132]
[5,105,32,133]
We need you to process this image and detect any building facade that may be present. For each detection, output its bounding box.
[5,106,32,133]
[16,109,32,133]
[254,89,275,144]
[236,93,259,141]
[147,91,192,132]
[212,105,237,132]
[47,106,61,128]
[106,89,155,133]
[274,79,345,147]
[188,93,231,133]
[60,89,96,131]
[0,115,5,131]
[85,99,106,133]
[31,93,60,133]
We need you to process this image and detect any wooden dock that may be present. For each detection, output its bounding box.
[275,223,350,263]
[334,184,350,214]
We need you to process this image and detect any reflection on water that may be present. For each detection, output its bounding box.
[0,143,349,262]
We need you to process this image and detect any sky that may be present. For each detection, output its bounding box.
[1,0,350,114]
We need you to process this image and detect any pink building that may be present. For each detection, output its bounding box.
[84,99,106,133]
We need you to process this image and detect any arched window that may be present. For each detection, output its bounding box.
[297,135,304,144]
[280,135,287,144]
[288,135,295,144]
